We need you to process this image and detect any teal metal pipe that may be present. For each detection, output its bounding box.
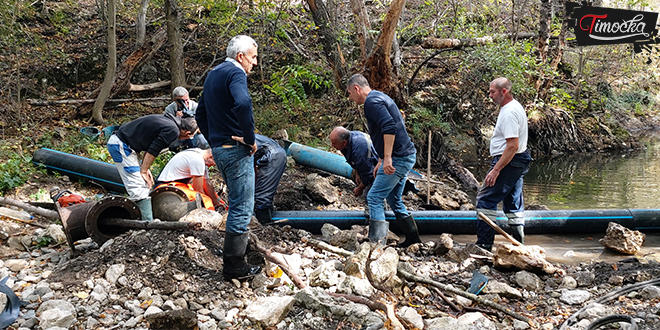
[284,141,353,178]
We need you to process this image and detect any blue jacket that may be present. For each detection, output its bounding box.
[364,90,416,158]
[196,60,255,147]
[340,131,378,186]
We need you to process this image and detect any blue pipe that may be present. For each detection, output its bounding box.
[284,141,353,178]
[271,209,660,234]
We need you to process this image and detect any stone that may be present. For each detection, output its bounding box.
[309,261,346,287]
[344,242,370,279]
[42,224,67,243]
[481,280,522,300]
[368,246,400,288]
[5,259,28,272]
[640,285,660,300]
[396,306,424,329]
[105,264,125,285]
[433,233,454,256]
[413,285,431,298]
[244,296,295,327]
[294,287,384,326]
[305,174,338,204]
[337,276,375,297]
[457,312,496,329]
[559,276,578,289]
[145,309,198,330]
[493,244,556,274]
[514,270,543,292]
[38,308,77,329]
[560,289,591,305]
[599,222,645,254]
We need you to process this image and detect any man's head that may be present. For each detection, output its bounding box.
[172,86,190,109]
[178,117,198,140]
[201,149,216,167]
[489,77,513,107]
[227,35,258,74]
[346,74,371,105]
[329,126,351,151]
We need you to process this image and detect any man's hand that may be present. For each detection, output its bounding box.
[484,168,500,187]
[353,184,365,197]
[383,156,395,175]
[354,173,362,186]
[373,159,382,179]
[231,136,258,155]
[141,169,154,188]
[176,110,183,117]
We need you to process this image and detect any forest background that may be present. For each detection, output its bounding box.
[0,0,659,195]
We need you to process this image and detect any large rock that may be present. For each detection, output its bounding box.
[309,261,346,287]
[37,300,77,329]
[599,222,645,255]
[433,233,454,256]
[344,242,370,279]
[294,287,384,326]
[369,246,402,291]
[481,280,522,300]
[514,271,543,292]
[180,208,225,231]
[493,244,556,274]
[321,223,360,251]
[305,173,338,204]
[244,296,295,326]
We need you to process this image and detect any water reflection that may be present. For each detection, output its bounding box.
[524,143,660,209]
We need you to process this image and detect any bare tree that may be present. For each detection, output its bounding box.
[165,0,185,89]
[305,0,347,89]
[136,0,149,46]
[350,0,373,62]
[92,0,116,125]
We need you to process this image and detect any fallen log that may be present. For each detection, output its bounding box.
[27,96,170,106]
[249,232,307,289]
[0,197,59,219]
[397,263,530,323]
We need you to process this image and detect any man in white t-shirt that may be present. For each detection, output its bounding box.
[475,77,533,251]
[156,148,222,209]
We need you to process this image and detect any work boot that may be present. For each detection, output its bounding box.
[510,225,525,244]
[396,214,422,248]
[476,243,493,252]
[368,220,389,245]
[254,208,272,225]
[223,232,261,280]
[135,197,153,221]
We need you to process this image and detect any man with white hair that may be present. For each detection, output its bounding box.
[196,35,260,279]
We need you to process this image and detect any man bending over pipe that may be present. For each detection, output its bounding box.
[155,148,223,210]
[253,134,287,224]
[107,113,197,220]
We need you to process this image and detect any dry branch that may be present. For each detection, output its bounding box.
[397,263,530,322]
[306,238,353,257]
[0,215,48,229]
[0,197,59,219]
[27,97,170,106]
[249,233,307,289]
[432,287,461,312]
[422,33,536,49]
[477,212,521,246]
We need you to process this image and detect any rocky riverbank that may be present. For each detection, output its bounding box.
[1,165,660,330]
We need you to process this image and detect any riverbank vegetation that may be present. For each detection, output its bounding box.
[0,0,659,194]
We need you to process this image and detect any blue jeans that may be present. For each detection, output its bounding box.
[476,150,532,245]
[367,153,417,221]
[212,144,255,234]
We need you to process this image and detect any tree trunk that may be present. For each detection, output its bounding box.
[91,0,117,125]
[349,0,372,62]
[165,0,185,89]
[305,0,347,89]
[79,27,168,117]
[534,0,551,94]
[362,0,407,107]
[136,0,149,46]
[538,0,568,99]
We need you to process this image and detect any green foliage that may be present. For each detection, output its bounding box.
[0,157,32,193]
[263,64,332,112]
[35,235,54,248]
[407,105,451,140]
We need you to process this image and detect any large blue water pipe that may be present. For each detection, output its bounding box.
[271,209,660,234]
[283,141,353,178]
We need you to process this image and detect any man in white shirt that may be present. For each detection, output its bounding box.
[475,77,533,251]
[156,148,222,210]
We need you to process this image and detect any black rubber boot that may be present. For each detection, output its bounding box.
[223,232,261,280]
[254,208,272,225]
[396,214,422,248]
[510,225,525,244]
[368,220,389,245]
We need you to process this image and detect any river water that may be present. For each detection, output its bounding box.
[446,136,660,264]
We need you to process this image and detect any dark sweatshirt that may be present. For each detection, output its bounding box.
[115,113,180,157]
[363,90,416,158]
[340,131,379,187]
[196,60,255,147]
